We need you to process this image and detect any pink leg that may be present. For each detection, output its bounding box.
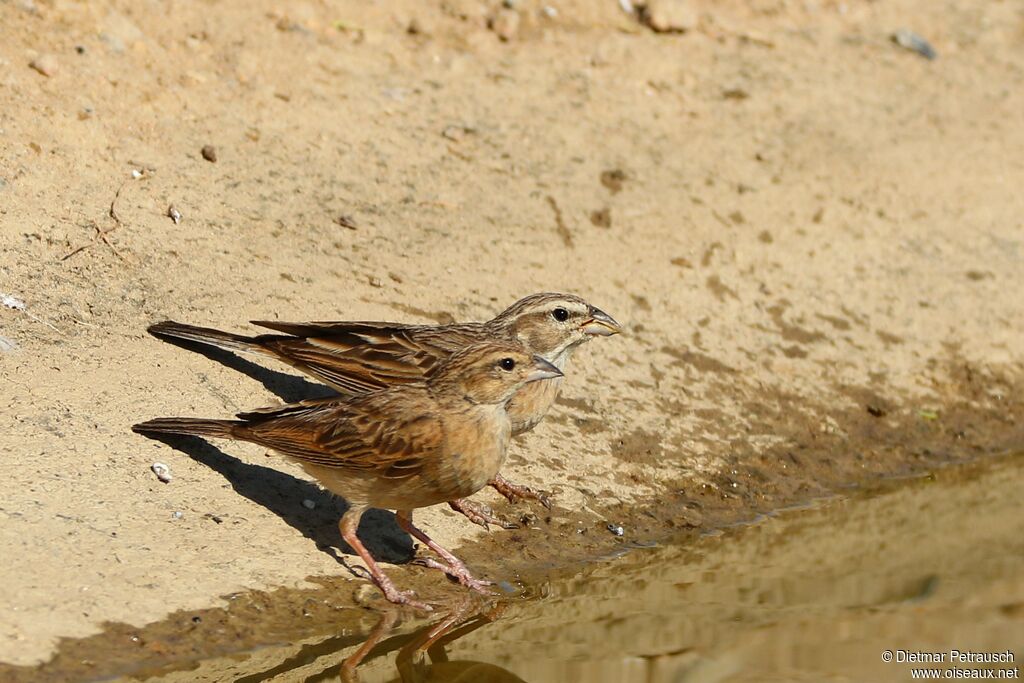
[395,510,494,594]
[395,599,478,678]
[339,508,432,611]
[489,473,552,508]
[340,609,398,683]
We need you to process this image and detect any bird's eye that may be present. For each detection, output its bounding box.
[499,358,516,371]
[552,307,569,322]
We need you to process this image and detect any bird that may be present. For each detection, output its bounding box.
[133,341,564,609]
[147,293,622,528]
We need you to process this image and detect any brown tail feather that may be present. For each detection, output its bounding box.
[148,321,270,357]
[132,417,239,439]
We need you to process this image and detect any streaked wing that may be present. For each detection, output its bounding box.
[236,397,344,420]
[250,321,489,394]
[252,320,425,337]
[238,392,442,480]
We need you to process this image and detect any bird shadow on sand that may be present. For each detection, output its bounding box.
[141,433,415,567]
[152,336,336,404]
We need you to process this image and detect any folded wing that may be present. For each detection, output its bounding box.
[235,392,443,480]
[249,320,487,394]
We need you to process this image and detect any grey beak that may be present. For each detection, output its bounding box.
[582,306,623,336]
[527,356,564,382]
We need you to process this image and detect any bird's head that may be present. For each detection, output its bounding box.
[430,341,563,405]
[488,292,622,362]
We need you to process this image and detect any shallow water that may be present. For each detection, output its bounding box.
[125,455,1024,683]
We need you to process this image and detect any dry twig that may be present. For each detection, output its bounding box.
[61,176,135,262]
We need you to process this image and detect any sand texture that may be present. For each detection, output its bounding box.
[1,0,1023,668]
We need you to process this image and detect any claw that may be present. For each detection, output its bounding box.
[490,474,552,508]
[448,498,519,530]
[380,585,433,611]
[415,557,496,595]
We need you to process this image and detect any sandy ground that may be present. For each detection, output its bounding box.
[1,0,1023,670]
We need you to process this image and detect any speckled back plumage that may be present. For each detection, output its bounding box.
[147,293,617,438]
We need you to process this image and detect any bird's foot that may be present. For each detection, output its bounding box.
[490,474,552,509]
[414,557,496,595]
[448,498,518,530]
[378,583,433,611]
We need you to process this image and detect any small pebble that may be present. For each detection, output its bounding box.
[641,0,698,33]
[171,511,184,519]
[1,293,26,311]
[130,169,143,179]
[489,8,520,41]
[167,205,182,224]
[302,499,316,510]
[201,145,218,162]
[892,29,937,60]
[600,169,627,194]
[29,54,58,77]
[442,124,470,142]
[606,523,625,536]
[353,583,379,607]
[151,462,172,483]
[679,507,703,527]
[334,214,357,230]
[590,208,612,228]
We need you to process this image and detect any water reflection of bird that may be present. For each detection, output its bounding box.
[147,292,622,528]
[392,660,528,683]
[342,601,528,683]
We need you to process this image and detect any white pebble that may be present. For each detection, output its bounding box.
[151,462,172,483]
[1,293,26,311]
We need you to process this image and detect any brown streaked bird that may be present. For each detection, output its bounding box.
[148,293,622,528]
[133,342,563,610]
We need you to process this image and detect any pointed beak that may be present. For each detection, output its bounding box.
[582,306,623,336]
[526,356,564,382]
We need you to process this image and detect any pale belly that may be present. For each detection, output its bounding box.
[305,464,475,511]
